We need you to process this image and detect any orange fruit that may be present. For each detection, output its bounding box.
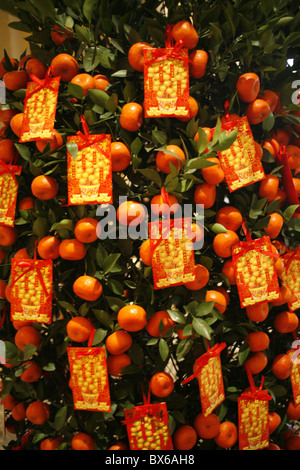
[150,194,179,217]
[205,289,227,314]
[194,182,216,209]
[0,225,18,246]
[177,96,199,122]
[14,325,42,351]
[287,144,300,169]
[193,412,220,439]
[31,175,58,200]
[263,212,284,239]
[236,72,260,103]
[146,310,175,337]
[74,217,99,243]
[51,24,72,45]
[105,330,133,355]
[172,20,199,49]
[184,264,209,291]
[36,129,64,153]
[19,196,35,211]
[246,98,270,125]
[71,73,95,96]
[173,425,197,450]
[71,432,95,451]
[73,275,103,301]
[108,441,128,450]
[268,411,281,434]
[25,58,47,79]
[12,402,26,422]
[270,127,291,146]
[190,222,204,243]
[293,177,300,196]
[265,443,281,450]
[117,200,146,226]
[0,56,18,79]
[201,157,224,185]
[189,49,208,79]
[0,138,18,164]
[107,353,131,377]
[94,74,110,91]
[111,141,132,172]
[66,316,94,342]
[258,89,279,113]
[258,174,280,201]
[119,102,143,132]
[262,138,280,157]
[10,113,24,137]
[272,353,293,380]
[40,437,63,450]
[245,351,268,375]
[117,304,147,332]
[254,141,263,159]
[245,331,270,352]
[20,361,42,382]
[213,230,239,258]
[214,421,238,448]
[3,70,29,91]
[286,400,300,420]
[194,127,212,152]
[272,187,287,207]
[271,284,292,306]
[59,238,86,261]
[222,258,236,285]
[149,371,174,397]
[284,435,300,450]
[246,301,269,322]
[220,113,240,124]
[0,105,17,124]
[216,206,243,231]
[1,393,18,410]
[37,236,61,260]
[156,144,186,174]
[128,42,152,72]
[15,248,30,259]
[139,239,152,266]
[50,53,79,82]
[26,401,50,425]
[12,320,33,330]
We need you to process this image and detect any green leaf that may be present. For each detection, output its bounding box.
[92,309,114,329]
[102,253,121,275]
[51,219,74,232]
[192,317,212,340]
[138,168,162,187]
[74,24,92,44]
[33,217,49,239]
[53,406,68,431]
[159,338,169,362]
[283,204,299,222]
[167,309,185,324]
[68,82,84,99]
[209,223,228,234]
[83,0,94,23]
[58,301,77,314]
[66,142,78,159]
[88,88,110,107]
[15,143,31,161]
[92,328,107,345]
[195,302,215,317]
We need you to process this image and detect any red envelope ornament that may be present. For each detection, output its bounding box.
[0,160,22,227]
[281,248,300,311]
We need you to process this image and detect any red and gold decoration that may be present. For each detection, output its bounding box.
[67,330,111,412]
[20,68,60,142]
[0,160,22,227]
[143,25,189,118]
[288,339,300,407]
[281,247,300,311]
[182,342,226,417]
[67,116,112,205]
[238,365,272,450]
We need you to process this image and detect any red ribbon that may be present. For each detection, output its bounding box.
[275,145,299,210]
[75,115,109,153]
[181,342,226,385]
[26,66,56,101]
[242,363,272,402]
[144,23,188,67]
[232,235,279,261]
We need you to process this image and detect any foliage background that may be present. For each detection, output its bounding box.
[0,0,299,450]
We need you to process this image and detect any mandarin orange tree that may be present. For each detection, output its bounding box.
[0,0,299,452]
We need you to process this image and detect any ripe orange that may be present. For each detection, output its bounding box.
[25,58,47,79]
[236,72,260,103]
[271,284,292,306]
[74,217,99,243]
[177,96,199,122]
[108,441,128,450]
[73,275,103,301]
[270,127,291,146]
[194,182,216,209]
[40,437,63,450]
[246,99,270,125]
[66,316,94,342]
[105,330,133,355]
[286,144,300,169]
[189,49,208,79]
[3,70,29,91]
[293,177,300,196]
[0,105,17,124]
[268,411,281,434]
[246,301,269,322]
[284,435,300,450]
[245,351,268,375]
[156,144,186,174]
[193,412,220,439]
[14,325,42,351]
[258,174,280,201]
[51,25,72,45]
[258,89,279,113]
[107,353,131,376]
[173,425,197,450]
[37,235,61,260]
[119,102,143,132]
[184,264,209,291]
[117,304,147,332]
[0,138,18,164]
[265,443,281,450]
[20,361,42,383]
[93,74,110,91]
[71,432,95,451]
[201,157,224,185]
[214,421,238,448]
[111,141,132,172]
[0,56,18,79]
[0,225,18,246]
[26,401,50,425]
[36,129,64,153]
[205,289,227,314]
[262,138,280,157]
[12,402,26,422]
[286,400,300,420]
[71,73,95,96]
[59,238,86,260]
[10,113,24,137]
[139,239,152,266]
[1,393,18,410]
[150,194,179,217]
[50,53,79,82]
[12,320,33,330]
[172,20,199,49]
[272,353,293,380]
[216,206,243,231]
[128,42,152,71]
[221,258,236,285]
[190,222,204,243]
[149,371,174,397]
[254,141,263,159]
[146,310,175,337]
[117,200,146,226]
[263,212,284,239]
[213,230,239,258]
[19,196,35,211]
[31,175,58,200]
[245,331,270,352]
